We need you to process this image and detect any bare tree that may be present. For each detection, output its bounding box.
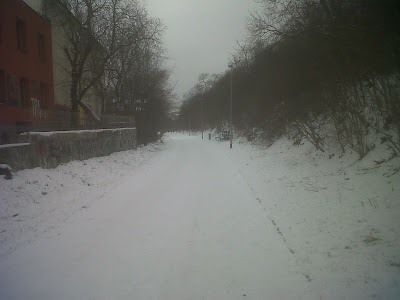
[45,0,155,127]
[177,0,400,158]
[100,4,174,143]
[104,11,165,113]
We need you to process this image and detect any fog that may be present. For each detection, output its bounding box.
[146,0,259,101]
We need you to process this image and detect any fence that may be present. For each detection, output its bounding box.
[102,114,135,129]
[0,107,135,144]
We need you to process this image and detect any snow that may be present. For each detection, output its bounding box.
[0,143,30,149]
[0,142,165,258]
[20,127,135,137]
[0,133,399,299]
[225,135,400,299]
[0,164,12,170]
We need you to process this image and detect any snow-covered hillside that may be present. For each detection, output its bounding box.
[225,134,400,298]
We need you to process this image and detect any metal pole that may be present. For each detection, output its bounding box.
[230,67,233,149]
[201,102,203,139]
[189,111,191,136]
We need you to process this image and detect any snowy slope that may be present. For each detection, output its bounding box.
[0,142,165,259]
[221,134,400,299]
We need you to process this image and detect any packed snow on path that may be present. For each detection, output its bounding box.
[0,133,399,299]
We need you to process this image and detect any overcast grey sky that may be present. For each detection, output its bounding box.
[145,0,259,102]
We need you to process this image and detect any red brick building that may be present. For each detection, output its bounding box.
[0,0,55,143]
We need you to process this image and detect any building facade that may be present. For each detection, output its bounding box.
[23,0,103,124]
[43,0,103,123]
[0,0,55,143]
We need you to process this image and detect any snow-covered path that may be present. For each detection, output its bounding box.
[0,134,311,299]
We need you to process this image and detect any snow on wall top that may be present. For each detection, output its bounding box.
[0,143,31,149]
[20,128,136,137]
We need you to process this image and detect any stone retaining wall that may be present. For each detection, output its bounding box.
[0,128,136,171]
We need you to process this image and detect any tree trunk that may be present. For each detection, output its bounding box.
[71,85,80,129]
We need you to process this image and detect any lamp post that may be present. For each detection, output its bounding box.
[201,102,203,139]
[229,64,233,149]
[201,83,206,140]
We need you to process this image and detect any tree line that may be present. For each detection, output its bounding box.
[178,0,400,158]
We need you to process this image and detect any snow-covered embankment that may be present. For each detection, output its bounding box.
[222,134,400,298]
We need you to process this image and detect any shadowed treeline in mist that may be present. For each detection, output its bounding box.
[178,0,400,158]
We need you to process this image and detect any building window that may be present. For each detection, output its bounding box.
[0,70,5,103]
[40,83,46,108]
[16,19,27,52]
[7,74,19,106]
[38,34,46,61]
[20,78,28,107]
